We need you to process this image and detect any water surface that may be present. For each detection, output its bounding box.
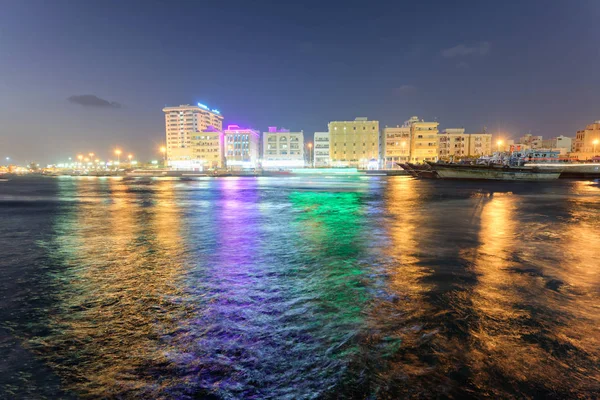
[1,176,599,398]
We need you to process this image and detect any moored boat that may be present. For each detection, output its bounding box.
[428,163,561,181]
[524,163,600,179]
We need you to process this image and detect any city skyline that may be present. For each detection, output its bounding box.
[2,0,600,163]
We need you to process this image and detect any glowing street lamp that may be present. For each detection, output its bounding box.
[114,149,122,163]
[307,142,313,168]
[159,146,167,165]
[497,140,503,152]
[128,154,133,163]
[89,152,95,158]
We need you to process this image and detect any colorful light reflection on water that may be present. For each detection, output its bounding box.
[0,176,599,398]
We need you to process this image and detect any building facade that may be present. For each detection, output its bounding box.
[468,133,493,156]
[574,121,600,155]
[223,125,261,169]
[410,118,439,163]
[382,124,411,168]
[262,127,305,168]
[328,117,380,168]
[438,128,468,159]
[162,104,224,166]
[188,126,225,169]
[313,132,330,167]
[540,135,573,155]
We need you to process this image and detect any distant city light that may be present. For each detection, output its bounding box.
[151,160,158,165]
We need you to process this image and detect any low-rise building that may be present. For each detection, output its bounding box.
[410,118,439,163]
[262,127,305,169]
[540,135,573,155]
[468,133,493,156]
[574,121,600,159]
[329,117,380,168]
[438,128,467,159]
[223,125,261,169]
[382,124,411,168]
[438,129,492,159]
[314,132,330,167]
[187,126,225,169]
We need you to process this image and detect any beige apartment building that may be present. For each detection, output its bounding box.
[438,128,468,158]
[438,129,492,159]
[262,127,305,168]
[329,117,380,168]
[574,121,600,158]
[468,133,493,156]
[410,118,439,163]
[382,124,411,168]
[162,104,224,165]
[189,127,225,169]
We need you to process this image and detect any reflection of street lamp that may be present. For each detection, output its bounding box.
[307,142,313,167]
[497,140,503,152]
[593,139,599,155]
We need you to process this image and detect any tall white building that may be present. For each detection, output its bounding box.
[314,132,330,167]
[162,103,224,165]
[262,127,305,168]
[223,125,261,169]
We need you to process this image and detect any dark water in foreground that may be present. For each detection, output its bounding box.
[1,176,599,399]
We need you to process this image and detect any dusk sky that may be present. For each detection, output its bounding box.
[1,0,599,163]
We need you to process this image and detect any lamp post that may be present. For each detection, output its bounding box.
[128,154,133,164]
[77,154,83,168]
[159,146,167,167]
[497,140,503,153]
[114,149,122,164]
[307,142,313,168]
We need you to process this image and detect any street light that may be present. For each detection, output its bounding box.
[114,149,122,163]
[89,152,95,158]
[497,140,503,152]
[159,146,167,166]
[307,142,313,168]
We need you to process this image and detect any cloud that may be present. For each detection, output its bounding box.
[67,95,122,108]
[393,85,417,95]
[441,41,490,58]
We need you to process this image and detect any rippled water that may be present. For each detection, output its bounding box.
[1,175,599,399]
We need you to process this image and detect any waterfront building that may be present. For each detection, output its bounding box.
[438,129,492,159]
[438,128,468,159]
[314,132,330,167]
[188,126,225,169]
[223,125,261,169]
[262,127,305,169]
[468,133,493,156]
[409,117,439,163]
[574,121,600,158]
[382,124,411,168]
[540,135,573,155]
[328,117,380,168]
[162,103,224,166]
[519,133,543,148]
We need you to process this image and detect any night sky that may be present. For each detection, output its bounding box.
[1,0,599,163]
